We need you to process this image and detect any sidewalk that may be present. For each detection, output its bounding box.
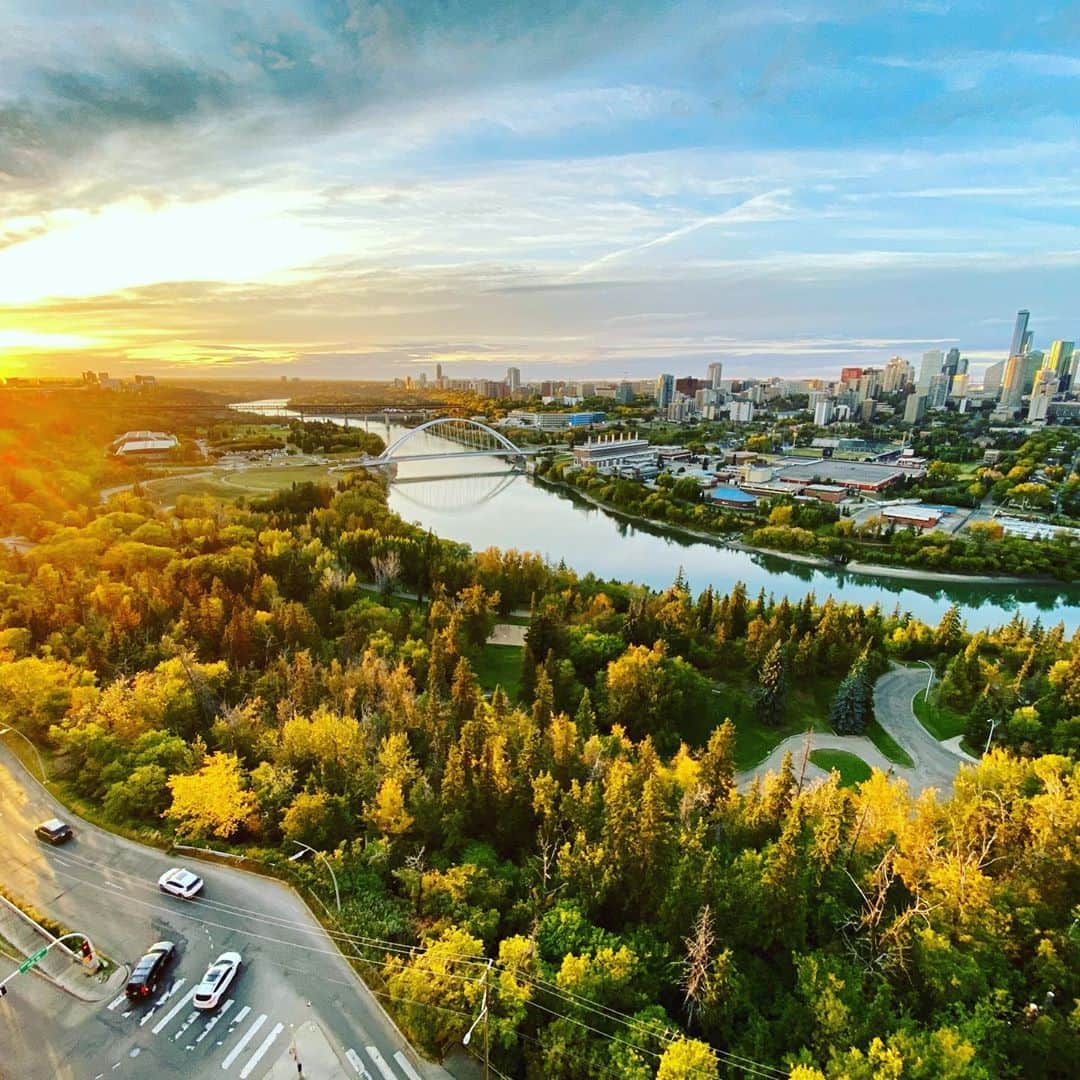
[0,892,127,1003]
[266,1022,350,1080]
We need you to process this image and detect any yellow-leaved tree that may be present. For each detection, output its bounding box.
[164,752,257,839]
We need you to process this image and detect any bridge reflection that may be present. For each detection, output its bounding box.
[389,470,521,513]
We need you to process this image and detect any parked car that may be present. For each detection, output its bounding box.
[193,952,241,1010]
[157,867,204,899]
[125,941,175,1000]
[35,819,73,845]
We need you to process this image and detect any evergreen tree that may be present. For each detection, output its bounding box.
[829,653,874,735]
[755,640,788,727]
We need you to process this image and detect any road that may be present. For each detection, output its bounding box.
[0,745,445,1080]
[739,664,977,796]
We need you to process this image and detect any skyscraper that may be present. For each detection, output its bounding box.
[917,350,943,391]
[882,356,914,393]
[655,373,675,408]
[1000,354,1025,408]
[706,362,723,390]
[1045,341,1075,389]
[943,347,960,377]
[1028,369,1056,422]
[436,363,443,381]
[982,359,1005,397]
[506,367,521,393]
[1009,310,1030,357]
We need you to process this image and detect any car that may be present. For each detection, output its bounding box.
[157,867,204,899]
[193,952,241,1010]
[35,819,73,845]
[125,941,175,1000]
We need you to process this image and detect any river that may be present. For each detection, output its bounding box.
[233,401,1080,633]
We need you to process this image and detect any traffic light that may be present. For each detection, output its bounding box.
[80,939,93,961]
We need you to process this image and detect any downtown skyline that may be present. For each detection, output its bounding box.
[2,1,1080,381]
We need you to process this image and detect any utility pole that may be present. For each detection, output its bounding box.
[290,842,341,911]
[463,958,494,1079]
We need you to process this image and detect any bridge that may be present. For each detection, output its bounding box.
[330,417,542,473]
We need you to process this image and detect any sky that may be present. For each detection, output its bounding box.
[2,1,1079,382]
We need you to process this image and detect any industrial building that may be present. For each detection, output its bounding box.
[775,459,907,492]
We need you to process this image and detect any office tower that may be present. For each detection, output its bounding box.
[1022,330,1033,355]
[927,374,950,410]
[903,393,927,424]
[1045,341,1075,389]
[943,347,960,377]
[506,367,521,393]
[706,362,723,389]
[982,359,1005,397]
[1000,354,1025,407]
[882,356,914,393]
[1022,351,1043,394]
[917,349,943,391]
[814,399,835,426]
[655,373,675,408]
[957,356,969,375]
[840,366,863,386]
[1009,310,1030,357]
[436,363,443,381]
[1028,369,1056,422]
[615,382,634,405]
[949,372,969,400]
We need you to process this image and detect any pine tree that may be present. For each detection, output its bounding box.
[829,653,874,735]
[755,640,788,727]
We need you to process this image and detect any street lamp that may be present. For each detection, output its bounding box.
[984,717,1000,756]
[0,932,92,996]
[290,842,340,912]
[0,725,48,783]
[917,660,934,699]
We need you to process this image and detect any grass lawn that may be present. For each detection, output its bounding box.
[865,719,915,767]
[809,749,872,787]
[142,463,343,506]
[913,689,967,741]
[475,643,523,700]
[715,677,834,770]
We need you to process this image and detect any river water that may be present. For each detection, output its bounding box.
[234,401,1080,632]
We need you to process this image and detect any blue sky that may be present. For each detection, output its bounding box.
[2,1,1079,379]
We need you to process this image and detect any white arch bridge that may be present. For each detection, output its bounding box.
[330,416,542,473]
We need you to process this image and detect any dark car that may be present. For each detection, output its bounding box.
[125,941,176,1000]
[34,819,73,845]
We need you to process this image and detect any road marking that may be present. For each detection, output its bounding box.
[345,1049,372,1078]
[174,1010,199,1041]
[151,984,198,1034]
[394,1051,423,1080]
[106,880,123,890]
[142,978,186,1026]
[238,1020,283,1078]
[218,1004,251,1046]
[106,993,127,1012]
[221,1012,266,1070]
[365,1045,397,1080]
[194,998,234,1046]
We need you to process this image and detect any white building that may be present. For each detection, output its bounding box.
[729,401,755,423]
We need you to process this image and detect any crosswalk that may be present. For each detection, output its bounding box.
[103,982,420,1080]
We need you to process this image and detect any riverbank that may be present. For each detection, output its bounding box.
[533,473,1056,589]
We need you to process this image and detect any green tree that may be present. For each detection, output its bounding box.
[755,641,788,728]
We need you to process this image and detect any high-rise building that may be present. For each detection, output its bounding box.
[949,373,970,400]
[840,366,863,385]
[927,374,950,410]
[706,362,723,389]
[1045,341,1075,389]
[943,348,961,378]
[917,350,944,391]
[436,363,443,381]
[1009,310,1030,357]
[1022,330,1034,355]
[1028,369,1056,422]
[882,356,914,393]
[729,400,755,423]
[615,382,634,405]
[655,373,675,408]
[982,359,1005,397]
[1022,351,1043,395]
[1000,354,1025,407]
[903,393,927,424]
[506,367,521,393]
[814,399,835,426]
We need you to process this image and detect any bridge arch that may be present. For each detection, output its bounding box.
[378,417,525,460]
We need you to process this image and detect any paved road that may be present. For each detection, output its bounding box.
[0,745,444,1080]
[739,665,977,796]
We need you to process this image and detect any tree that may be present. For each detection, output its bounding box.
[164,752,257,839]
[829,653,875,735]
[657,1037,719,1079]
[755,641,788,728]
[281,790,350,850]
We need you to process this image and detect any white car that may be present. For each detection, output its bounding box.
[193,952,242,1010]
[157,867,204,899]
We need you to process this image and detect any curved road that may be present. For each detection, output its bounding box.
[0,744,444,1080]
[740,664,977,796]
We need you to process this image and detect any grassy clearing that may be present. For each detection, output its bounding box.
[913,689,967,741]
[865,719,915,767]
[141,463,343,506]
[809,749,872,787]
[475,643,523,700]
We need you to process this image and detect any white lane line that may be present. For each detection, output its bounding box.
[221,1012,266,1071]
[394,1051,422,1080]
[345,1049,372,1078]
[194,998,234,1046]
[142,978,186,1027]
[151,985,198,1034]
[106,880,123,890]
[365,1045,397,1080]
[238,1020,283,1078]
[106,993,127,1012]
[173,1010,199,1041]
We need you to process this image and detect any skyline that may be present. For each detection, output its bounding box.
[3,2,1080,380]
